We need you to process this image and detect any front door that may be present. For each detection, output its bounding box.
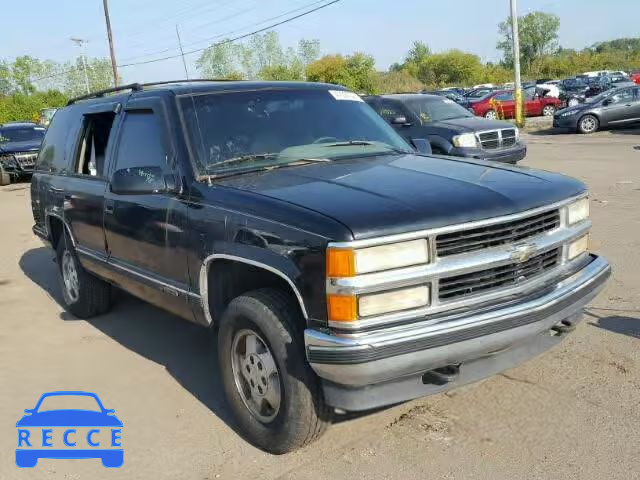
[102,97,193,319]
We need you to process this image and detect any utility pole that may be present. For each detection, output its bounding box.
[71,38,91,94]
[510,0,524,128]
[175,25,190,79]
[103,0,119,86]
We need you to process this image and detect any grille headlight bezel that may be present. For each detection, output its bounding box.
[566,197,590,225]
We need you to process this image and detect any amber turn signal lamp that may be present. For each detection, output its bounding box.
[326,248,355,277]
[327,294,357,322]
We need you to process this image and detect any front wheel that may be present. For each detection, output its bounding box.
[218,289,329,454]
[484,109,498,119]
[578,114,599,134]
[542,105,556,116]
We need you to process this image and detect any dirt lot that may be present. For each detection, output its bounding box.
[1,129,639,480]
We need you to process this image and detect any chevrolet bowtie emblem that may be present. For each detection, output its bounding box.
[510,243,537,263]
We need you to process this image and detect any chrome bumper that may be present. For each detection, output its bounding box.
[305,255,610,391]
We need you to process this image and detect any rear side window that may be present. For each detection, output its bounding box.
[113,111,167,171]
[74,112,116,178]
[36,109,74,173]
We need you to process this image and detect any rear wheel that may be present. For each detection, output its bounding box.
[56,233,112,318]
[578,114,599,134]
[218,288,329,454]
[542,105,556,116]
[568,98,580,107]
[484,109,498,119]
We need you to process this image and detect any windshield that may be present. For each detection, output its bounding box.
[406,97,472,123]
[36,394,102,412]
[179,89,411,176]
[563,79,587,89]
[0,127,45,143]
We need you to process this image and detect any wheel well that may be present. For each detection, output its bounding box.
[48,216,64,249]
[206,260,303,323]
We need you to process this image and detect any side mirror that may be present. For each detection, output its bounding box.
[391,116,410,126]
[602,98,613,106]
[411,138,432,155]
[110,166,167,195]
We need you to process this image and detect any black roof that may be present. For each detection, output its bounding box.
[67,80,347,106]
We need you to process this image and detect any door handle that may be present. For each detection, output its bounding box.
[104,199,115,215]
[49,186,64,193]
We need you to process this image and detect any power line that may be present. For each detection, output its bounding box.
[119,0,331,64]
[118,0,341,68]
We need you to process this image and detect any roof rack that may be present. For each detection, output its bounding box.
[66,78,243,106]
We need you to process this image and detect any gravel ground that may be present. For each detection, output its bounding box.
[0,128,638,480]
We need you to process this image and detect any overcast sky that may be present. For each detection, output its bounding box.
[3,0,639,83]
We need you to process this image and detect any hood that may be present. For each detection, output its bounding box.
[430,116,515,133]
[16,409,123,427]
[216,154,585,240]
[0,140,41,154]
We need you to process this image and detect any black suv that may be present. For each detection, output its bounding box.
[0,122,46,181]
[365,94,526,164]
[31,80,610,453]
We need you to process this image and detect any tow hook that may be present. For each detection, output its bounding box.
[422,364,461,385]
[551,319,576,335]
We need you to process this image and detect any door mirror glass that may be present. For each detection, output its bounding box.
[391,116,409,126]
[602,98,613,106]
[411,138,432,155]
[110,166,167,195]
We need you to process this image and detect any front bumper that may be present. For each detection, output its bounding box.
[452,142,527,164]
[305,254,610,410]
[553,114,580,129]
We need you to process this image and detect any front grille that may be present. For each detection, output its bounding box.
[436,209,560,257]
[477,128,517,150]
[14,152,37,169]
[438,248,560,301]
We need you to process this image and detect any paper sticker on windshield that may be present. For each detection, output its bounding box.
[329,90,364,102]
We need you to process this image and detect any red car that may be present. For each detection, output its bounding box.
[631,71,640,85]
[471,90,562,119]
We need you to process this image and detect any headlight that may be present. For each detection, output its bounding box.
[452,133,478,148]
[358,285,430,317]
[560,110,579,117]
[514,127,520,140]
[566,197,589,225]
[327,239,429,277]
[567,235,589,260]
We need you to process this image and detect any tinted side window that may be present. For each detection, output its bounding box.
[36,108,74,173]
[113,111,167,170]
[609,89,634,105]
[377,100,406,122]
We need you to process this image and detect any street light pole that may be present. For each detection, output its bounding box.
[510,0,524,128]
[71,37,90,94]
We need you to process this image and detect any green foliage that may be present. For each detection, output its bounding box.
[306,53,378,93]
[374,70,424,93]
[196,32,320,81]
[0,90,67,124]
[497,11,561,71]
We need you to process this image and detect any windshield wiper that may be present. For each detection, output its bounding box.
[211,152,280,168]
[202,157,331,180]
[320,140,411,154]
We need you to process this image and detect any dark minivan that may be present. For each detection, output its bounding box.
[365,94,526,164]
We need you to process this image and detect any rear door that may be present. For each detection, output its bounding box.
[63,102,120,261]
[102,96,193,319]
[601,88,637,125]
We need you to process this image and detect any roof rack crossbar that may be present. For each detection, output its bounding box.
[67,79,244,105]
[67,83,143,105]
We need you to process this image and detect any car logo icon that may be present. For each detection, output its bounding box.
[510,243,537,263]
[15,391,123,468]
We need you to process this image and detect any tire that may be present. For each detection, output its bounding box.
[218,288,329,454]
[578,114,599,134]
[484,110,498,119]
[542,105,556,116]
[56,233,112,318]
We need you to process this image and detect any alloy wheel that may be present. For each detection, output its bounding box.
[580,116,597,133]
[231,328,281,423]
[61,250,80,303]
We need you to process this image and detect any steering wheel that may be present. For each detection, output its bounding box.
[313,136,340,144]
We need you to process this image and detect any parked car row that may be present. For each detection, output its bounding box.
[0,122,46,183]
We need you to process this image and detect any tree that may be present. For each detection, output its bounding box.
[62,57,114,98]
[306,53,378,93]
[196,32,320,81]
[497,11,560,72]
[374,70,424,93]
